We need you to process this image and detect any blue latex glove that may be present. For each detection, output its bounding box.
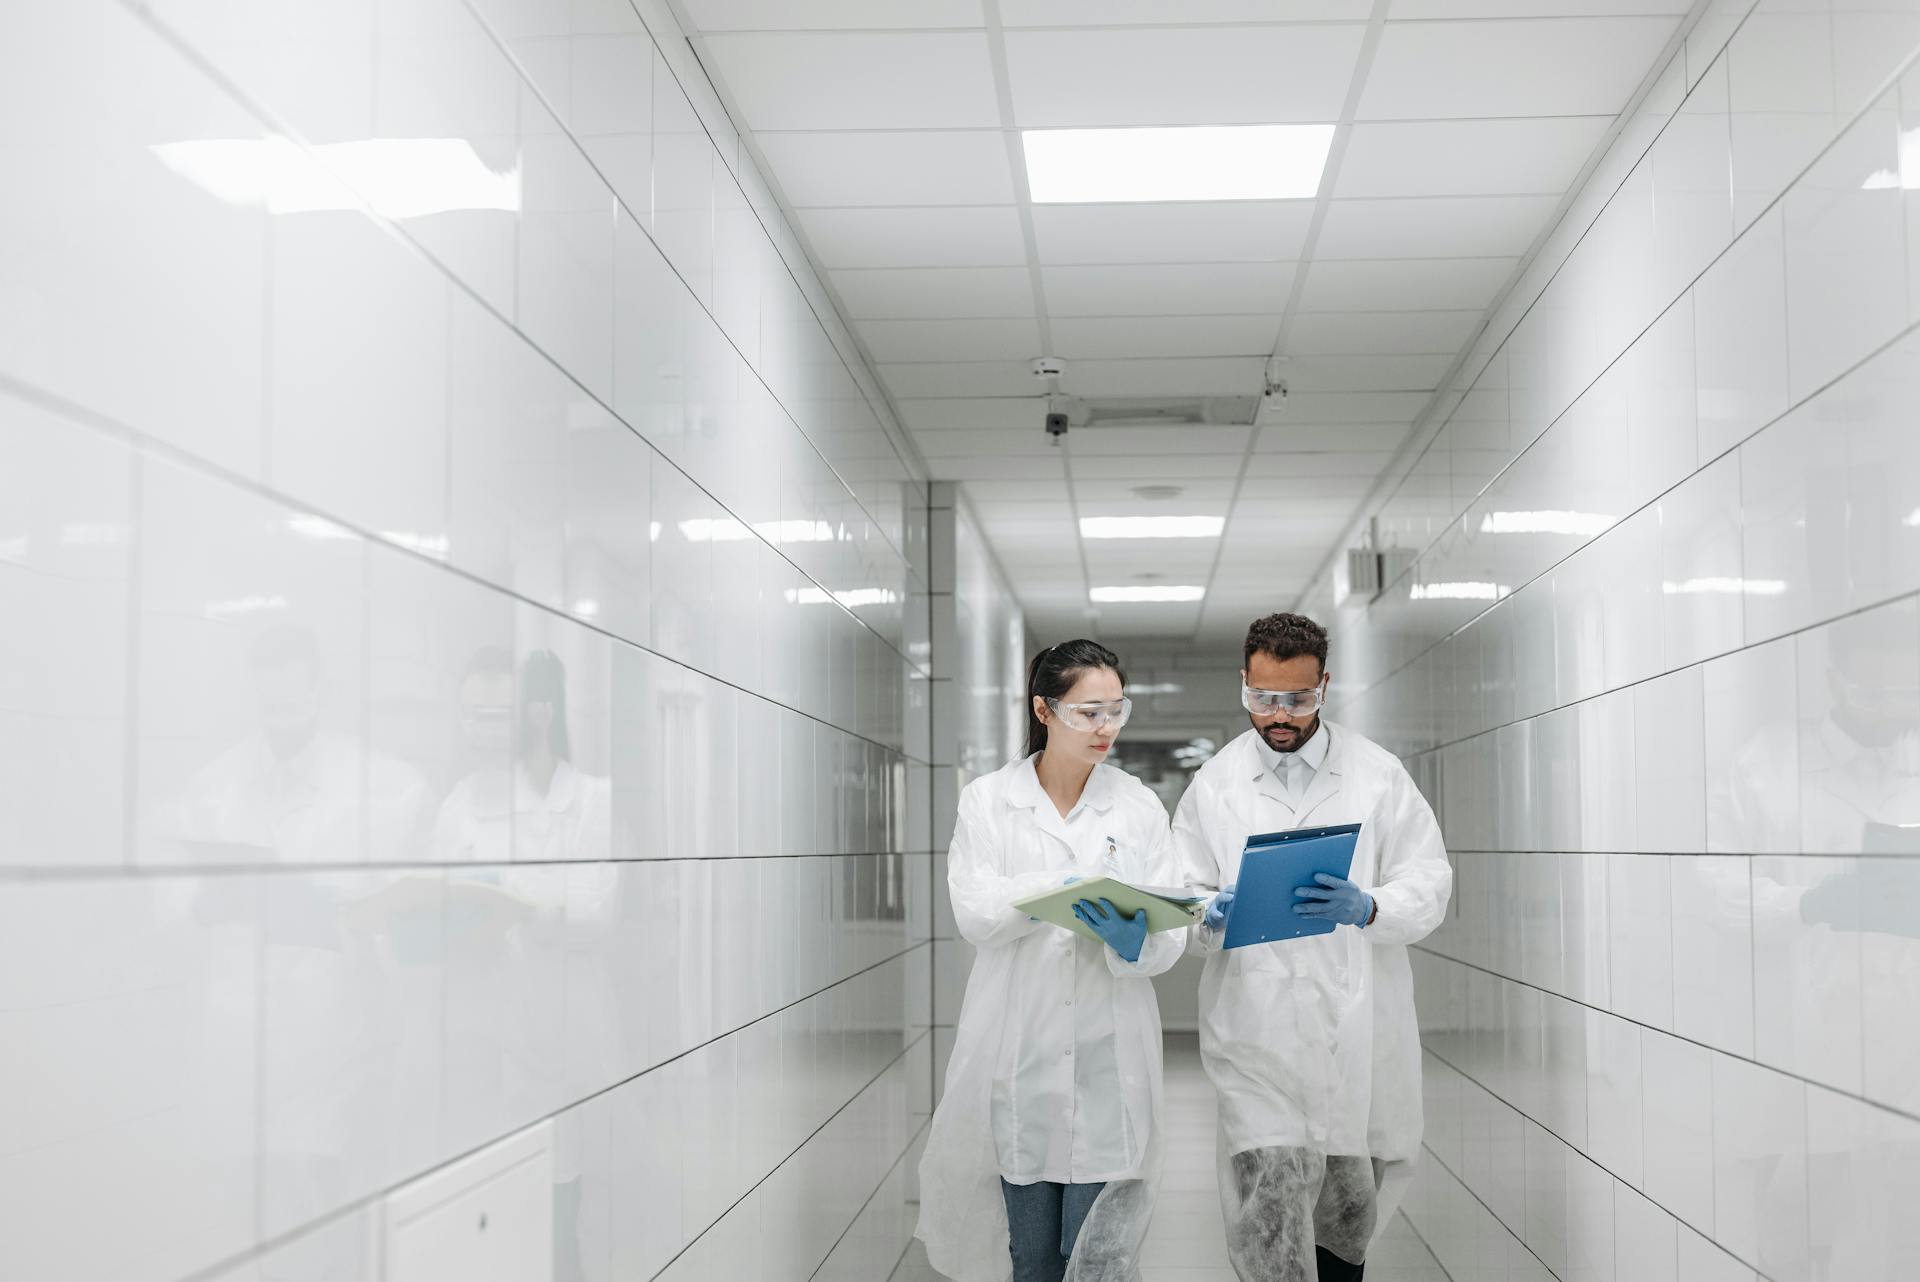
[1073,897,1146,963]
[1204,885,1236,928]
[1294,873,1373,926]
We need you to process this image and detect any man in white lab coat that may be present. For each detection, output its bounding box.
[1175,613,1452,1282]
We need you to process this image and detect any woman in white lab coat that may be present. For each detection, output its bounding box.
[918,640,1184,1282]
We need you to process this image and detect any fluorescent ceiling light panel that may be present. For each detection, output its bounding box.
[1023,126,1334,203]
[1079,515,1225,539]
[1089,585,1206,603]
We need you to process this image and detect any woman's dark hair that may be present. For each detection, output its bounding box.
[1024,639,1125,758]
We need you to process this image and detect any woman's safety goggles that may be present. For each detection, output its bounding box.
[1240,680,1327,718]
[1045,696,1133,732]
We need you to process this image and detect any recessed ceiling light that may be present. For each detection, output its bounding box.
[1089,585,1206,603]
[1023,125,1335,204]
[1080,515,1224,539]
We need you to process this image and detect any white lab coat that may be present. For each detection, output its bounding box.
[1174,723,1451,1175]
[918,755,1183,1282]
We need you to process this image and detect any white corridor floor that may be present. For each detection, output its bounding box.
[889,1034,1450,1282]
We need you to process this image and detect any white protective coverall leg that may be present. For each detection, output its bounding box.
[918,756,1186,1282]
[1174,723,1451,1280]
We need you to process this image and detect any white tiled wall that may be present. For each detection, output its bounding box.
[0,2,934,1279]
[925,485,1027,1101]
[1299,3,1920,1279]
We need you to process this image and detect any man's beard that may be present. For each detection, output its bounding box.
[1257,714,1320,754]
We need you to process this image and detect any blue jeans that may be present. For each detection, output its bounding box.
[1000,1178,1107,1282]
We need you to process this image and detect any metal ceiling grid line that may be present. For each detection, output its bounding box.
[1190,0,1395,644]
[754,112,1619,140]
[977,0,1094,629]
[665,0,944,490]
[1282,0,1716,616]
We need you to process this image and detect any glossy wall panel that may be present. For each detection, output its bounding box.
[0,1,933,1279]
[1306,3,1920,1278]
[924,484,1028,1109]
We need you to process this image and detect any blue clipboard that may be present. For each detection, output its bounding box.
[1222,822,1362,949]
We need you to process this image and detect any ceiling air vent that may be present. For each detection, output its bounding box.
[1069,395,1261,428]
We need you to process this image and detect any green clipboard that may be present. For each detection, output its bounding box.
[1012,877,1207,944]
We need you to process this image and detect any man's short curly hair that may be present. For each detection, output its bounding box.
[1243,612,1329,672]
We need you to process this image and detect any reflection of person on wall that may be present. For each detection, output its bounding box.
[1708,612,1920,1280]
[170,626,433,1231]
[171,624,426,864]
[431,645,605,1264]
[431,647,611,864]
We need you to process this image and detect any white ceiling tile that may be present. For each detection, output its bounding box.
[927,455,1065,480]
[797,206,1028,268]
[1358,18,1679,120]
[1083,546,1220,572]
[1003,0,1369,22]
[703,32,1001,129]
[877,361,1038,397]
[1043,263,1295,316]
[1050,315,1282,359]
[1298,257,1516,312]
[962,479,1072,502]
[1279,391,1429,422]
[1389,0,1687,16]
[1073,477,1238,501]
[976,517,1080,543]
[1336,117,1612,196]
[1225,513,1357,538]
[1081,603,1204,625]
[1063,357,1268,397]
[900,397,1046,430]
[1070,454,1250,478]
[1005,26,1365,126]
[759,131,1015,205]
[1281,354,1455,392]
[914,427,1062,457]
[1242,451,1393,477]
[1030,202,1314,264]
[1286,310,1484,355]
[1258,421,1415,451]
[1070,425,1253,455]
[1315,195,1561,259]
[856,318,1043,362]
[834,266,1035,318]
[682,0,984,29]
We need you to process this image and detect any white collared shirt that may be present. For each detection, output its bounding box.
[1253,720,1331,811]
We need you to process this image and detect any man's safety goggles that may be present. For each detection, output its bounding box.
[1240,680,1327,718]
[1045,696,1133,732]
